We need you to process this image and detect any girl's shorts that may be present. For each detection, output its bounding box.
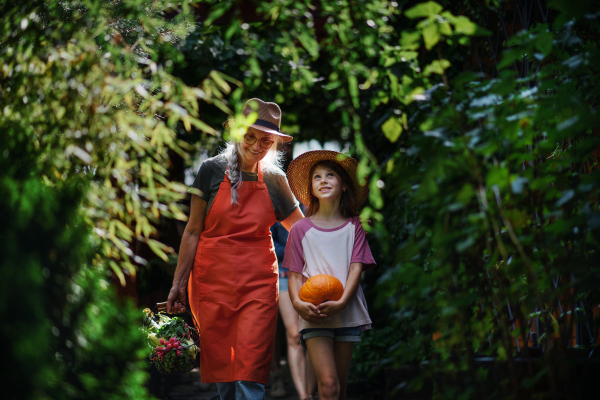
[299,326,362,349]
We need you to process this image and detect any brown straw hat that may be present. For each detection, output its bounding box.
[224,98,293,142]
[287,150,369,208]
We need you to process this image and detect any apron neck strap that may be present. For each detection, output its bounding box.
[257,162,264,183]
[224,163,263,183]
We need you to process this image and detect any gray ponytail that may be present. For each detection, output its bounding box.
[226,142,243,205]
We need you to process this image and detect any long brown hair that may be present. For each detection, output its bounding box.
[305,160,359,218]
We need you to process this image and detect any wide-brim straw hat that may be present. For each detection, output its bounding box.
[223,98,293,142]
[287,150,369,208]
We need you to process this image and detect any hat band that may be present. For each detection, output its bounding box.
[254,119,280,132]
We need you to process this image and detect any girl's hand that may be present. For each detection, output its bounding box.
[167,285,187,314]
[293,300,328,323]
[317,299,347,319]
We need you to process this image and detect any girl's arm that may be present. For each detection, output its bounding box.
[281,207,304,231]
[317,262,363,318]
[167,195,208,313]
[289,271,328,323]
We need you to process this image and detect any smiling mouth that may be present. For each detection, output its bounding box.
[247,149,261,155]
[319,187,332,192]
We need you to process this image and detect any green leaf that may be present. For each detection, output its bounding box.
[405,1,443,19]
[422,24,440,50]
[382,117,403,142]
[209,71,231,93]
[298,30,320,57]
[535,31,553,55]
[400,31,422,50]
[452,16,490,36]
[439,21,452,36]
[399,50,419,60]
[147,238,169,262]
[348,75,359,108]
[423,59,451,76]
[370,178,384,210]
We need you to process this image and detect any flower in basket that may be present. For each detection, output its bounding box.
[143,309,199,374]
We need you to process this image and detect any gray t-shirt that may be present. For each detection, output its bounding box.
[191,154,299,222]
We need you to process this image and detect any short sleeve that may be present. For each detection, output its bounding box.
[275,172,299,222]
[282,223,305,274]
[351,218,377,271]
[190,160,211,201]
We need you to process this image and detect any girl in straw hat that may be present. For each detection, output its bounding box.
[283,150,377,400]
[166,98,304,400]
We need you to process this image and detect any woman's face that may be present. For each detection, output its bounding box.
[240,127,275,166]
[311,165,345,203]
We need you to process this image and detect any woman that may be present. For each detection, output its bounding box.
[167,98,304,400]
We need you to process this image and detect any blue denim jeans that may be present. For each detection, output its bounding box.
[216,381,266,400]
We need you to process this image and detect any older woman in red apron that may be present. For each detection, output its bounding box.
[167,99,304,400]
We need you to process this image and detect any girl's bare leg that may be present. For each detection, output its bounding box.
[333,342,354,400]
[279,292,309,399]
[305,337,339,400]
[305,352,317,398]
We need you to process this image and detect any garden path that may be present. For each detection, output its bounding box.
[160,369,369,400]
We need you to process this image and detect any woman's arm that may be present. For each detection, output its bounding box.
[316,262,363,318]
[167,195,208,313]
[281,207,304,231]
[289,272,328,323]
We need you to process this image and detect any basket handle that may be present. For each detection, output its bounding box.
[156,301,182,313]
[156,301,199,331]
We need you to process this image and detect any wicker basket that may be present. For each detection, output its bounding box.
[143,304,200,374]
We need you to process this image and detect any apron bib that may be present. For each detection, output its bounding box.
[188,162,278,384]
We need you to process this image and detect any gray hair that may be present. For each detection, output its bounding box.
[221,136,284,205]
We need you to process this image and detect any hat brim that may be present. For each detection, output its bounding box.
[287,150,369,208]
[223,119,294,143]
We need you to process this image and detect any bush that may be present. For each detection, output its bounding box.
[0,0,229,398]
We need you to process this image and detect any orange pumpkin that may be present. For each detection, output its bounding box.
[299,274,344,306]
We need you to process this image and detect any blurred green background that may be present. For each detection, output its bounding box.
[2,0,599,399]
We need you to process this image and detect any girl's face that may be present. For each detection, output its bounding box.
[311,165,345,203]
[240,128,274,166]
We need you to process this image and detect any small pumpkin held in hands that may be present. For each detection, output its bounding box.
[299,274,344,306]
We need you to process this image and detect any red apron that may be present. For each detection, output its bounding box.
[188,162,278,384]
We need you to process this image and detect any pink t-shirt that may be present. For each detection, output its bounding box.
[282,216,376,331]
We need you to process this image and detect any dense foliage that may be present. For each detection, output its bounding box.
[0,0,230,398]
[3,0,600,399]
[182,1,600,398]
[375,1,600,398]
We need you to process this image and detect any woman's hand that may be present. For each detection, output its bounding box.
[292,299,328,323]
[317,299,347,319]
[167,284,187,314]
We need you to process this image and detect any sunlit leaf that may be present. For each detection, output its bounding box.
[422,24,440,50]
[405,1,443,19]
[382,117,403,142]
[423,59,451,75]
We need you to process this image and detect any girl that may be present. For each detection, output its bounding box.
[283,150,376,400]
